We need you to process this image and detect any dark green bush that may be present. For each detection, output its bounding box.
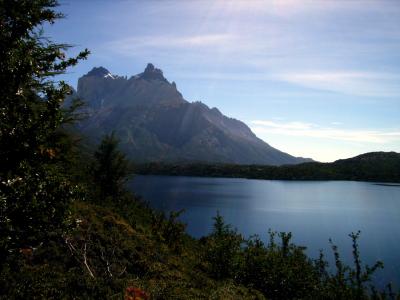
[203,211,244,280]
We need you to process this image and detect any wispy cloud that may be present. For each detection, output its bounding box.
[276,72,400,97]
[102,0,400,98]
[172,70,400,97]
[106,33,237,55]
[208,0,381,17]
[250,120,400,144]
[251,120,313,130]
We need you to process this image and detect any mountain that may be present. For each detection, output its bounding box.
[74,63,312,165]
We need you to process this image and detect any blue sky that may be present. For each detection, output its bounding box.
[47,0,400,162]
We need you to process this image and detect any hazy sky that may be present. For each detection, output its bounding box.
[47,0,400,162]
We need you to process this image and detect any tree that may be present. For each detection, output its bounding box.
[204,212,243,279]
[91,132,133,201]
[0,0,89,254]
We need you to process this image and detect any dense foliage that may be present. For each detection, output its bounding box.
[136,152,400,183]
[0,1,398,299]
[0,0,88,260]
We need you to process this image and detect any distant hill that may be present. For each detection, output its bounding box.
[136,151,400,183]
[327,152,400,182]
[72,63,311,165]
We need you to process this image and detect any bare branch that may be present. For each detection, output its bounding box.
[83,243,95,278]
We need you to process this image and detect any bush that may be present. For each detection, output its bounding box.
[203,211,243,280]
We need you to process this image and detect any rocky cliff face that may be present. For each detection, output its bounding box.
[75,63,311,165]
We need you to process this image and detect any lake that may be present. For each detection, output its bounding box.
[129,175,400,288]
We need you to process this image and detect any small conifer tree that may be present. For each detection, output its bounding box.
[91,132,133,201]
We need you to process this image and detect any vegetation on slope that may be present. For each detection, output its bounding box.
[135,151,400,183]
[0,1,399,299]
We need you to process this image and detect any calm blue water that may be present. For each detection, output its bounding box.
[129,175,400,288]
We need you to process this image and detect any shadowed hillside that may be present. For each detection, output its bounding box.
[136,151,400,183]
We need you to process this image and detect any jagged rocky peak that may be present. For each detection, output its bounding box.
[86,66,110,77]
[145,63,156,72]
[138,63,168,82]
[85,66,116,79]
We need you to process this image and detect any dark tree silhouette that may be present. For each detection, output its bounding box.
[92,132,133,200]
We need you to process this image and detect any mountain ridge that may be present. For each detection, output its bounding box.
[74,63,312,165]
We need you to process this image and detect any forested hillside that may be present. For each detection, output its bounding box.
[136,152,400,183]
